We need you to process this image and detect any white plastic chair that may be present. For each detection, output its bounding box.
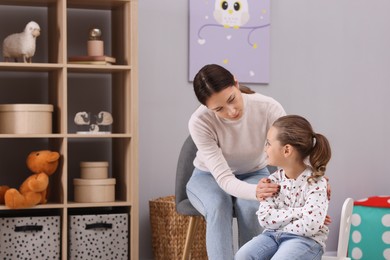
[322,198,354,260]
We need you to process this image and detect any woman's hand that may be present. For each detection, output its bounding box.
[324,215,332,225]
[324,176,331,200]
[256,178,280,201]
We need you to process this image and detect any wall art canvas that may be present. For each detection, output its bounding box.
[189,0,271,83]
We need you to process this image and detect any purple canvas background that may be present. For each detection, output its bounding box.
[189,0,270,83]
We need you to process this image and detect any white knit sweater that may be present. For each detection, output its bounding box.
[189,93,285,200]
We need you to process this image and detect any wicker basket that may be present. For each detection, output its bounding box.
[149,195,208,260]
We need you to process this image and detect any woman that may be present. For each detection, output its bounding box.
[186,64,284,260]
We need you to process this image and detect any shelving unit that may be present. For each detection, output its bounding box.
[0,0,138,259]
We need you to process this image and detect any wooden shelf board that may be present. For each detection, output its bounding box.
[0,0,57,7]
[67,133,132,138]
[67,0,131,10]
[66,200,131,208]
[0,134,132,138]
[67,64,131,73]
[0,63,63,72]
[0,134,66,138]
[0,203,65,210]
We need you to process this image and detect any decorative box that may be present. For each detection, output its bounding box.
[69,213,128,258]
[0,104,53,134]
[73,178,115,203]
[0,215,60,258]
[80,161,109,179]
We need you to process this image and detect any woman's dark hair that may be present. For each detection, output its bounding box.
[193,64,254,105]
[273,115,332,182]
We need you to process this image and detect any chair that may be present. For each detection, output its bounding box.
[322,198,354,260]
[175,135,202,260]
[175,135,279,259]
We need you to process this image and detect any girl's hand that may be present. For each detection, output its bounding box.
[324,215,332,225]
[256,178,280,201]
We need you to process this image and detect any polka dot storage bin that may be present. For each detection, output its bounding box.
[348,196,390,260]
[0,215,60,259]
[69,213,128,259]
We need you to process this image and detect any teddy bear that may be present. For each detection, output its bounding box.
[0,185,9,204]
[0,150,60,209]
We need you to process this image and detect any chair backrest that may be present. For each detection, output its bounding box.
[175,135,199,215]
[337,198,354,257]
[322,198,354,260]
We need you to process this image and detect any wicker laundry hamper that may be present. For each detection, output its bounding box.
[149,195,208,260]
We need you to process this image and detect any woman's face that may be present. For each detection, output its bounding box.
[205,84,244,120]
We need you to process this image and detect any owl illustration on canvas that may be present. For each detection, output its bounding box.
[213,0,250,28]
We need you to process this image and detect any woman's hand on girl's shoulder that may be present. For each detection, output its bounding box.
[256,178,280,201]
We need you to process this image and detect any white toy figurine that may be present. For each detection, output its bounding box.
[95,111,113,126]
[74,111,91,125]
[74,111,113,134]
[2,21,41,63]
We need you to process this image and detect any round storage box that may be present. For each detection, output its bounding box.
[0,104,53,134]
[80,161,108,179]
[73,178,116,203]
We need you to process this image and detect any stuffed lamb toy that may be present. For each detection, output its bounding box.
[2,21,40,63]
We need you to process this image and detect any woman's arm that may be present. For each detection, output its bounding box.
[189,114,258,200]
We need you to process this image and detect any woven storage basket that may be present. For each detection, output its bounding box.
[149,195,207,260]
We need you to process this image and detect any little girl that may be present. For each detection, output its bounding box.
[235,115,331,260]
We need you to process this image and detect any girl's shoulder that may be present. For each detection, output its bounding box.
[269,169,284,182]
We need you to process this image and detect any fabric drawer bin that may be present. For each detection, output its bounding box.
[0,215,60,259]
[69,213,128,259]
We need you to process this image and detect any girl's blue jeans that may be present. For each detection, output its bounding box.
[235,230,323,260]
[186,167,269,260]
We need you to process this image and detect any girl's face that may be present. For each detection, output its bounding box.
[205,83,244,120]
[265,126,285,167]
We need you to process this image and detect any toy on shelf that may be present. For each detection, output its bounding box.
[68,28,116,65]
[74,111,113,134]
[2,21,41,63]
[0,150,60,209]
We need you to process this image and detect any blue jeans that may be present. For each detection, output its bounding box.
[186,167,269,260]
[235,230,323,260]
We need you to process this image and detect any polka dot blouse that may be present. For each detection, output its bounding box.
[257,168,329,248]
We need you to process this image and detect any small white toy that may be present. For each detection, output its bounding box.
[2,21,41,63]
[74,111,113,134]
[95,111,113,126]
[74,111,91,125]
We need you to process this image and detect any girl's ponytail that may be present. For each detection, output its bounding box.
[309,133,331,181]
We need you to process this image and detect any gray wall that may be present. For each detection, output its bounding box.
[139,0,390,259]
